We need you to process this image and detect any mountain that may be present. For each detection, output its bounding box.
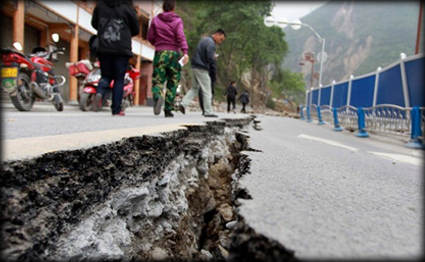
[282,1,422,87]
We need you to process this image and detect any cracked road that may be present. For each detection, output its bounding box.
[1,102,423,260]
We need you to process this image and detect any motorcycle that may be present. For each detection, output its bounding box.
[65,59,94,102]
[78,64,140,112]
[0,34,66,111]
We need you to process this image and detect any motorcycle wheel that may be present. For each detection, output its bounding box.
[77,80,84,102]
[53,94,64,111]
[10,73,35,111]
[79,92,95,111]
[129,93,134,106]
[121,99,128,112]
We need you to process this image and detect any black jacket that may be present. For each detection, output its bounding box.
[238,92,249,104]
[224,85,238,98]
[91,0,139,57]
[191,36,216,73]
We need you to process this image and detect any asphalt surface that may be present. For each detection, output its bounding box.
[1,102,423,260]
[239,115,423,260]
[1,102,248,161]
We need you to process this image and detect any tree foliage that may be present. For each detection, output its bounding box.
[270,69,306,104]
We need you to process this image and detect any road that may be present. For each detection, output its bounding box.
[1,102,423,260]
[239,114,423,260]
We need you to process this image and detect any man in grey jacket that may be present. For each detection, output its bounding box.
[179,29,226,117]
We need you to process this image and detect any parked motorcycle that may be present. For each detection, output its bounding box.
[78,64,140,112]
[0,34,66,111]
[65,59,94,102]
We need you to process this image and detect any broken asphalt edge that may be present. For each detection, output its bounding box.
[1,115,297,262]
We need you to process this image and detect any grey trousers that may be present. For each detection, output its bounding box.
[181,68,214,115]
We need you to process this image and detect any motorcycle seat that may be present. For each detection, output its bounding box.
[32,47,46,53]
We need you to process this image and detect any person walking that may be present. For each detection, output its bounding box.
[238,91,249,113]
[148,0,189,117]
[91,0,139,116]
[179,29,226,118]
[224,81,237,113]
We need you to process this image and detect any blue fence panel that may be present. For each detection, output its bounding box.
[319,86,331,106]
[306,91,311,107]
[312,89,319,105]
[302,54,424,142]
[376,64,405,106]
[350,75,376,108]
[332,82,349,108]
[404,56,425,107]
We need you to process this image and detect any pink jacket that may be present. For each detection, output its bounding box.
[147,11,188,55]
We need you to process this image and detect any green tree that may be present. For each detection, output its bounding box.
[270,69,306,105]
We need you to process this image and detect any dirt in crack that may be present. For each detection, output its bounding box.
[183,153,239,261]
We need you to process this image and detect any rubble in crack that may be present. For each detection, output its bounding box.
[0,116,296,262]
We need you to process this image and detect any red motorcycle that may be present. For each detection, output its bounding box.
[65,59,94,102]
[0,34,66,111]
[77,64,140,112]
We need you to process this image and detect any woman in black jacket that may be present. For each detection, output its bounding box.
[91,0,139,116]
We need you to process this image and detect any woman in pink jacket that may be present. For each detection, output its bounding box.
[147,0,189,117]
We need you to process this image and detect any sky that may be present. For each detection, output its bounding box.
[271,1,328,22]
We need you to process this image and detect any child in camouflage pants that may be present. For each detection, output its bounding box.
[147,0,188,116]
[151,50,181,117]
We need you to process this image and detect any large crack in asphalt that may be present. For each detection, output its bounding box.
[0,117,296,262]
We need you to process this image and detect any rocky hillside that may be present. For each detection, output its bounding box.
[283,1,421,87]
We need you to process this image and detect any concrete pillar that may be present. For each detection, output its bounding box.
[69,22,80,102]
[13,1,25,46]
[134,55,141,106]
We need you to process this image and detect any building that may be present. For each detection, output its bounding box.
[1,0,158,105]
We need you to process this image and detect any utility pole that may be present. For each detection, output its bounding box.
[304,52,316,88]
[415,1,423,54]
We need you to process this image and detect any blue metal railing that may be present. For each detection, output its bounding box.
[300,53,425,149]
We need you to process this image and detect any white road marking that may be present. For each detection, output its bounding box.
[367,151,424,166]
[298,134,359,152]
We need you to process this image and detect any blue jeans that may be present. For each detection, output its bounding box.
[97,54,129,114]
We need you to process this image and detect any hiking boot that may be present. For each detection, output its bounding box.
[154,96,163,115]
[164,109,174,118]
[204,114,218,118]
[92,93,103,112]
[179,104,185,115]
